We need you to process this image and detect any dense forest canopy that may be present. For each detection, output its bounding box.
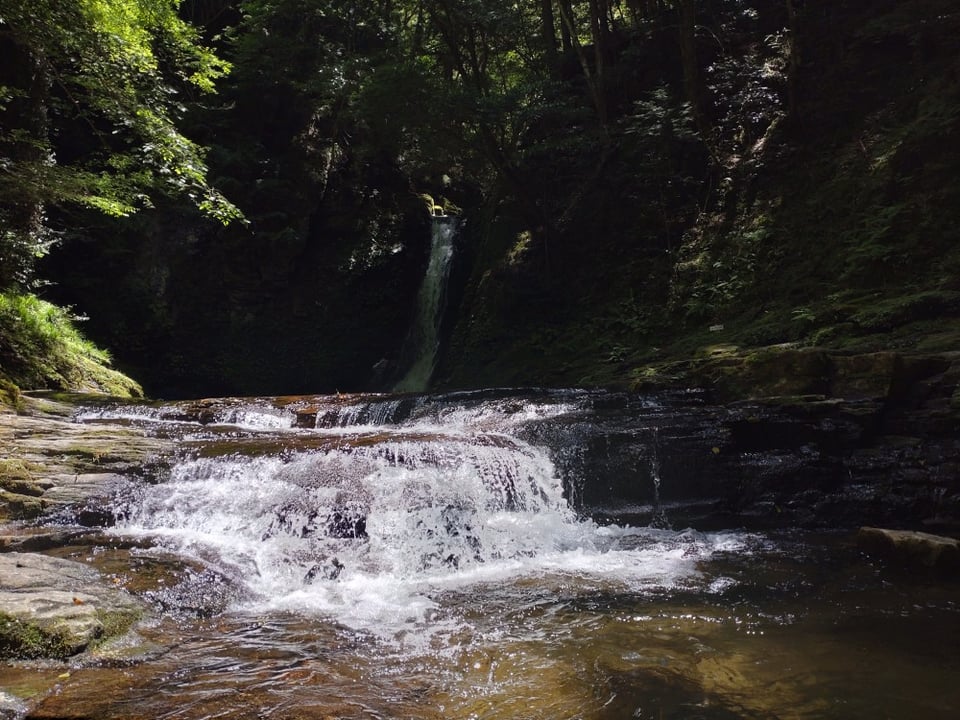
[1,0,959,398]
[0,0,240,283]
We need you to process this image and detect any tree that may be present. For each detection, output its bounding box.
[0,0,241,288]
[556,0,609,127]
[675,0,716,162]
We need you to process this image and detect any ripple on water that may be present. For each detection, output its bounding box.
[10,395,957,719]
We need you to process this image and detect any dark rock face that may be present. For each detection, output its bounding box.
[265,502,368,541]
[512,351,960,532]
[305,558,345,582]
[326,508,368,540]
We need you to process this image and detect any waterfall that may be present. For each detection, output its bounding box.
[648,427,672,529]
[97,391,746,641]
[393,215,458,393]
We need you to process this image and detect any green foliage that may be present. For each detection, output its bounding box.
[849,290,960,333]
[0,0,241,288]
[18,0,960,396]
[0,292,142,396]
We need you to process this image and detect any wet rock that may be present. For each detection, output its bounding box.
[0,552,146,659]
[142,566,239,618]
[0,396,173,523]
[0,527,88,553]
[327,507,368,539]
[857,526,960,576]
[294,405,321,427]
[36,473,128,508]
[561,393,944,529]
[266,502,368,540]
[0,691,26,720]
[305,557,344,582]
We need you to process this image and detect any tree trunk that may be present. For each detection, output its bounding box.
[785,0,801,119]
[0,39,51,289]
[557,0,608,126]
[540,0,560,78]
[676,0,716,162]
[557,0,574,54]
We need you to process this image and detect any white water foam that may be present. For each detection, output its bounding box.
[77,402,296,430]
[111,422,748,645]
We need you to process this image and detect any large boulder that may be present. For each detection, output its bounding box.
[857,526,960,576]
[0,552,146,659]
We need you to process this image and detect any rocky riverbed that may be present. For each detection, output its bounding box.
[1,394,173,715]
[2,365,960,718]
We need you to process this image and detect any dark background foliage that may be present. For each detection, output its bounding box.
[3,0,958,397]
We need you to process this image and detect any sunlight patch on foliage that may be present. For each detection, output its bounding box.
[0,292,142,397]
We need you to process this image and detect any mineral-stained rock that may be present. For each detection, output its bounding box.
[0,552,145,659]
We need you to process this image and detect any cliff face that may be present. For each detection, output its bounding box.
[41,162,430,399]
[436,0,960,391]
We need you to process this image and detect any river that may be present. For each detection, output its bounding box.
[3,389,959,718]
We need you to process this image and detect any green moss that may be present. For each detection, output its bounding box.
[0,458,39,481]
[848,290,960,333]
[0,489,48,520]
[0,459,47,518]
[0,377,23,411]
[0,606,143,661]
[61,445,115,464]
[0,612,71,660]
[90,607,142,651]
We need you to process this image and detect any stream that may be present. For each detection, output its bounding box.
[3,389,959,719]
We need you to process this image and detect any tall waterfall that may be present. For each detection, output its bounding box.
[394,215,458,392]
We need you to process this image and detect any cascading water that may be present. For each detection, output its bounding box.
[16,392,959,720]
[96,392,745,644]
[393,215,458,393]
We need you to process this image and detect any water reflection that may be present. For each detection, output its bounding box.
[6,531,957,719]
[6,394,960,718]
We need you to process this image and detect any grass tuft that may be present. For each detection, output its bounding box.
[0,292,142,403]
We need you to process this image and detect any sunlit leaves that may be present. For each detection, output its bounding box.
[0,0,241,241]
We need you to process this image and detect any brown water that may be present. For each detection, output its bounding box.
[4,531,958,720]
[4,394,960,719]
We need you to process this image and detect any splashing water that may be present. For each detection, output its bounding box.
[103,393,747,646]
[9,391,954,720]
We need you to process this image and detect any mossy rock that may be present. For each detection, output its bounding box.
[694,346,832,402]
[676,346,960,407]
[857,526,960,577]
[0,459,46,497]
[72,354,144,398]
[830,352,899,399]
[0,553,147,660]
[0,612,73,660]
[0,478,45,497]
[0,606,143,661]
[628,361,691,392]
[0,490,48,521]
[0,378,23,412]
